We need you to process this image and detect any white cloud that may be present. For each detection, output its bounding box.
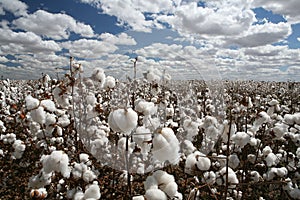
[226,22,292,47]
[0,56,8,62]
[0,27,61,54]
[297,37,300,42]
[99,32,137,45]
[159,1,255,37]
[12,10,94,40]
[61,39,118,58]
[0,0,28,17]
[252,0,300,23]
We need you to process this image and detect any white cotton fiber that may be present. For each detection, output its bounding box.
[83,170,97,183]
[145,188,167,200]
[152,128,180,164]
[30,107,46,125]
[57,114,70,127]
[25,95,39,110]
[108,108,138,134]
[104,76,116,89]
[91,68,106,88]
[231,132,250,148]
[196,153,211,171]
[41,99,56,112]
[45,113,56,126]
[163,181,178,197]
[12,139,26,159]
[42,150,70,178]
[135,100,157,116]
[84,183,101,199]
[265,153,278,167]
[144,175,158,190]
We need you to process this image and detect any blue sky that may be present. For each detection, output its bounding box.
[0,0,299,81]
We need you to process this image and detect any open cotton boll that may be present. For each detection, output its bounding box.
[164,181,178,197]
[132,196,145,200]
[284,114,295,125]
[273,123,288,138]
[73,190,84,200]
[217,167,238,188]
[41,150,70,178]
[266,167,288,180]
[91,68,106,88]
[231,132,250,148]
[83,170,97,183]
[41,99,56,112]
[153,170,175,186]
[252,111,270,132]
[45,113,56,126]
[86,93,97,105]
[144,175,158,190]
[135,100,157,116]
[79,153,89,163]
[262,146,272,156]
[104,76,116,89]
[265,153,278,167]
[12,139,26,159]
[228,154,240,169]
[152,128,180,164]
[57,114,70,127]
[30,107,46,125]
[145,188,167,200]
[25,95,39,110]
[202,171,216,185]
[196,153,211,171]
[108,108,138,134]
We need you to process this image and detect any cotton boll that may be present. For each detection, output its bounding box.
[182,140,196,155]
[42,150,70,178]
[104,76,116,89]
[41,99,56,112]
[144,175,158,190]
[145,188,167,200]
[252,112,270,133]
[247,154,256,164]
[229,154,240,169]
[262,146,272,156]
[79,153,89,163]
[30,107,46,125]
[45,113,56,126]
[25,95,39,110]
[202,171,216,185]
[185,152,198,175]
[231,132,250,148]
[153,170,175,187]
[135,100,157,116]
[164,181,178,197]
[250,171,261,182]
[108,108,138,134]
[57,114,70,127]
[284,114,295,125]
[91,68,106,88]
[73,190,84,200]
[83,170,97,183]
[196,153,211,171]
[86,93,97,105]
[265,153,278,167]
[84,183,101,199]
[12,139,26,159]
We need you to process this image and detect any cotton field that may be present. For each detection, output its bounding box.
[0,61,299,199]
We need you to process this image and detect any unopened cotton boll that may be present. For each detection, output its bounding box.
[108,108,138,134]
[25,95,39,110]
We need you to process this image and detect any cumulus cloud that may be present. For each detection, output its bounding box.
[61,39,118,58]
[0,27,61,54]
[0,0,28,17]
[157,1,255,38]
[226,22,292,47]
[12,10,94,40]
[99,32,137,45]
